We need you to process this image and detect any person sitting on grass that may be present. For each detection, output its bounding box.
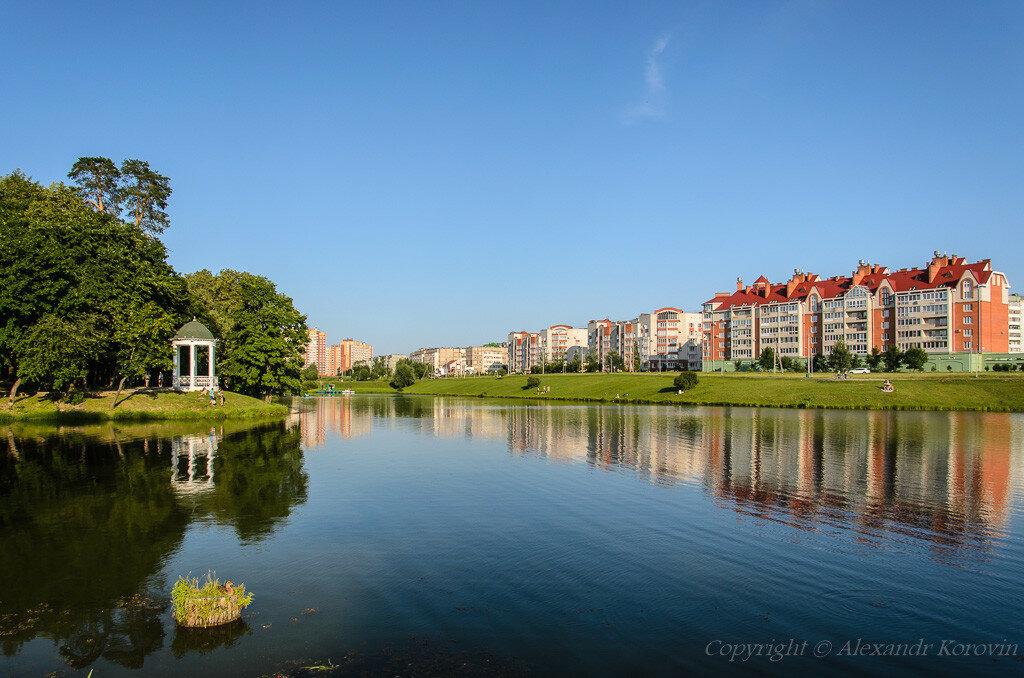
[881,379,894,393]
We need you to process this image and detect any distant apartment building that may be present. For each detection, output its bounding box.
[539,325,588,362]
[464,346,506,373]
[635,308,703,371]
[304,328,328,374]
[1010,295,1023,354]
[340,339,373,371]
[587,320,616,364]
[410,347,464,375]
[380,354,408,371]
[327,344,343,376]
[507,332,540,373]
[586,312,702,371]
[702,253,1010,366]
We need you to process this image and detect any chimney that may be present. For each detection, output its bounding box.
[786,268,805,297]
[852,259,871,286]
[927,250,949,283]
[737,277,743,292]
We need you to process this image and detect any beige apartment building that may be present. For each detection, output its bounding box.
[587,311,702,371]
[539,325,588,363]
[410,347,464,375]
[380,354,408,371]
[464,346,506,373]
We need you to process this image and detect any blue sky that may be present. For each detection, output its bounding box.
[3,1,1022,354]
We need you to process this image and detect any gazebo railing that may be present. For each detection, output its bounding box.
[174,375,215,391]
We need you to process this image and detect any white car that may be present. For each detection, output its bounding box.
[849,367,871,374]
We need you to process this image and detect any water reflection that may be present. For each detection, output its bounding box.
[299,396,1022,561]
[0,419,306,667]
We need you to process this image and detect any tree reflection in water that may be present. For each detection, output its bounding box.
[0,419,306,668]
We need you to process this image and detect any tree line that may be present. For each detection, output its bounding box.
[753,341,930,374]
[0,159,308,403]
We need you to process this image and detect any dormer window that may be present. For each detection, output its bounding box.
[963,279,974,298]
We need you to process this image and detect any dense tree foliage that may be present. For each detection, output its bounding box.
[674,371,698,391]
[882,345,903,372]
[828,340,854,371]
[185,270,308,398]
[390,363,416,390]
[2,160,308,401]
[0,169,191,398]
[902,347,929,372]
[758,347,776,372]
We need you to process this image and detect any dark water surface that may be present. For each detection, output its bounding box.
[2,396,1023,676]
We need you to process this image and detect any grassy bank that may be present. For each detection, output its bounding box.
[318,372,1024,412]
[0,388,288,423]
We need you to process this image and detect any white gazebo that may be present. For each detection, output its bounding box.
[171,319,218,391]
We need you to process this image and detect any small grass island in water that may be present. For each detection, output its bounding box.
[172,572,254,628]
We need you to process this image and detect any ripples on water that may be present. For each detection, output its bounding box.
[2,397,1024,676]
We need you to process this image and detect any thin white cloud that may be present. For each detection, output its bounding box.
[624,33,673,124]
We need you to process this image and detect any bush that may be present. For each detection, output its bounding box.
[390,364,416,391]
[301,363,319,381]
[673,371,698,391]
[525,376,541,390]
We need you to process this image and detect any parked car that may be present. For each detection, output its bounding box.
[849,367,871,374]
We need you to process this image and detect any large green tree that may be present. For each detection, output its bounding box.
[186,270,308,397]
[119,159,171,234]
[882,345,903,372]
[67,157,121,215]
[0,170,190,401]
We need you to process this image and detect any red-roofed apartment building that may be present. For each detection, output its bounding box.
[702,252,1010,366]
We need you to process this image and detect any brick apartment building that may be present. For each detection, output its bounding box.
[702,253,1010,367]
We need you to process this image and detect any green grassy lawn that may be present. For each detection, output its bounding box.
[0,388,288,422]
[318,372,1024,412]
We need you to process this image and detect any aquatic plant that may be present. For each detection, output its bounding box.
[172,572,253,628]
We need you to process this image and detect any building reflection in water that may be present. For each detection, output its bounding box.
[315,396,1022,560]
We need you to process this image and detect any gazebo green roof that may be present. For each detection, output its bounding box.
[172,319,215,341]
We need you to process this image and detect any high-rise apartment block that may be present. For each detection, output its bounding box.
[702,253,1010,365]
[305,331,373,376]
[304,329,327,374]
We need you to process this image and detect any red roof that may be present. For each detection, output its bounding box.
[705,257,993,310]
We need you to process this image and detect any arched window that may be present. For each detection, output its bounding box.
[962,279,974,299]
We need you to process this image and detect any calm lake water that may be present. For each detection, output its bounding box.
[2,396,1024,677]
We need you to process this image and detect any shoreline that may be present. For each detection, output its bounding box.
[0,388,289,423]
[318,373,1024,414]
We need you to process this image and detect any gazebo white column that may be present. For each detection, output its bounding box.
[170,319,218,392]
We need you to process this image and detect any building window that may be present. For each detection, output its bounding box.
[963,280,974,298]
[965,341,972,350]
[964,303,973,311]
[964,316,973,325]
